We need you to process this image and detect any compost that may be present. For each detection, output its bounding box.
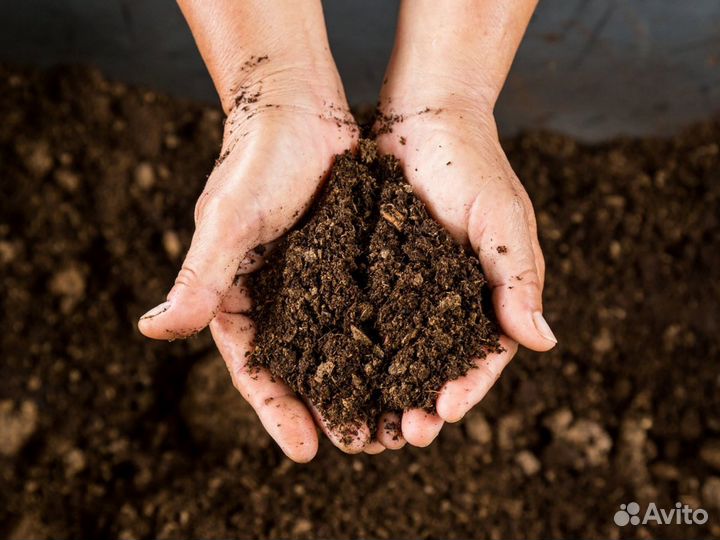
[250,140,500,433]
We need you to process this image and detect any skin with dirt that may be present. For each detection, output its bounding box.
[250,140,500,435]
[1,66,719,539]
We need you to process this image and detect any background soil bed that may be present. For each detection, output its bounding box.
[1,65,719,539]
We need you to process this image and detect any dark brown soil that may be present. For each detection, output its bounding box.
[1,65,720,540]
[250,140,500,433]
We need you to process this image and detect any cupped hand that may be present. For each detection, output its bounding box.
[137,64,375,461]
[375,99,557,447]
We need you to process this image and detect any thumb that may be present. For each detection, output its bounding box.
[468,186,556,352]
[138,195,258,340]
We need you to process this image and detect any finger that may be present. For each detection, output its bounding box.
[364,441,386,455]
[139,193,258,340]
[401,409,444,448]
[515,186,545,288]
[436,335,518,423]
[467,184,556,351]
[307,402,372,455]
[209,309,318,463]
[532,238,546,291]
[376,412,406,450]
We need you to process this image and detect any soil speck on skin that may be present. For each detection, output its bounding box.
[374,110,405,135]
[249,140,501,434]
[384,420,402,440]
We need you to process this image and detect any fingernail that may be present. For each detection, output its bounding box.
[532,311,557,343]
[140,301,172,320]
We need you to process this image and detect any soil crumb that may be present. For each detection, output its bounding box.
[250,140,500,432]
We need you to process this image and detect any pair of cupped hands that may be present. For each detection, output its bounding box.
[138,55,556,462]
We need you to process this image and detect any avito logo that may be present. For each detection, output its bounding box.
[614,501,708,527]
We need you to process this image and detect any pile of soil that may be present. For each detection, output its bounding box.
[251,140,499,433]
[1,65,719,540]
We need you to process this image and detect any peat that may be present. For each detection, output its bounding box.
[250,141,500,432]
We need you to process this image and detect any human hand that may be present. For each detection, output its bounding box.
[374,99,556,446]
[138,0,376,461]
[373,0,554,446]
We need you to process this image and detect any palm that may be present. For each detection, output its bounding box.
[377,111,521,243]
[207,104,358,248]
[140,81,369,459]
[373,107,552,440]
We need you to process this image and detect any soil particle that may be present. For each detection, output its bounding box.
[54,168,81,192]
[700,440,720,471]
[465,411,493,445]
[162,230,183,260]
[545,417,613,470]
[702,477,720,510]
[249,140,501,433]
[292,518,313,536]
[0,400,38,456]
[373,111,405,135]
[383,420,402,440]
[615,415,653,490]
[515,450,541,476]
[497,412,525,451]
[133,162,155,190]
[240,54,269,72]
[544,407,574,434]
[591,326,614,354]
[49,266,86,298]
[63,447,87,477]
[16,140,53,178]
[0,241,17,264]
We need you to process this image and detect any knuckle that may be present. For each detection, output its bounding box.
[475,360,501,386]
[194,191,212,225]
[174,265,202,289]
[230,366,247,395]
[506,341,520,357]
[514,267,541,286]
[194,190,234,224]
[203,193,262,242]
[220,355,249,398]
[200,193,227,220]
[504,191,527,217]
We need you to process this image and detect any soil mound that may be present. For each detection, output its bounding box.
[250,141,500,432]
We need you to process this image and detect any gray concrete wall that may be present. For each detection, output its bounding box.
[0,0,718,141]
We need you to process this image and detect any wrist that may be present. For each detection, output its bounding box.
[179,0,344,114]
[379,63,497,119]
[219,53,345,116]
[381,0,537,114]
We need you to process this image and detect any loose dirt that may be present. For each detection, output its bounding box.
[250,140,500,434]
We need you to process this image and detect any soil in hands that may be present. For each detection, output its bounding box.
[250,140,500,434]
